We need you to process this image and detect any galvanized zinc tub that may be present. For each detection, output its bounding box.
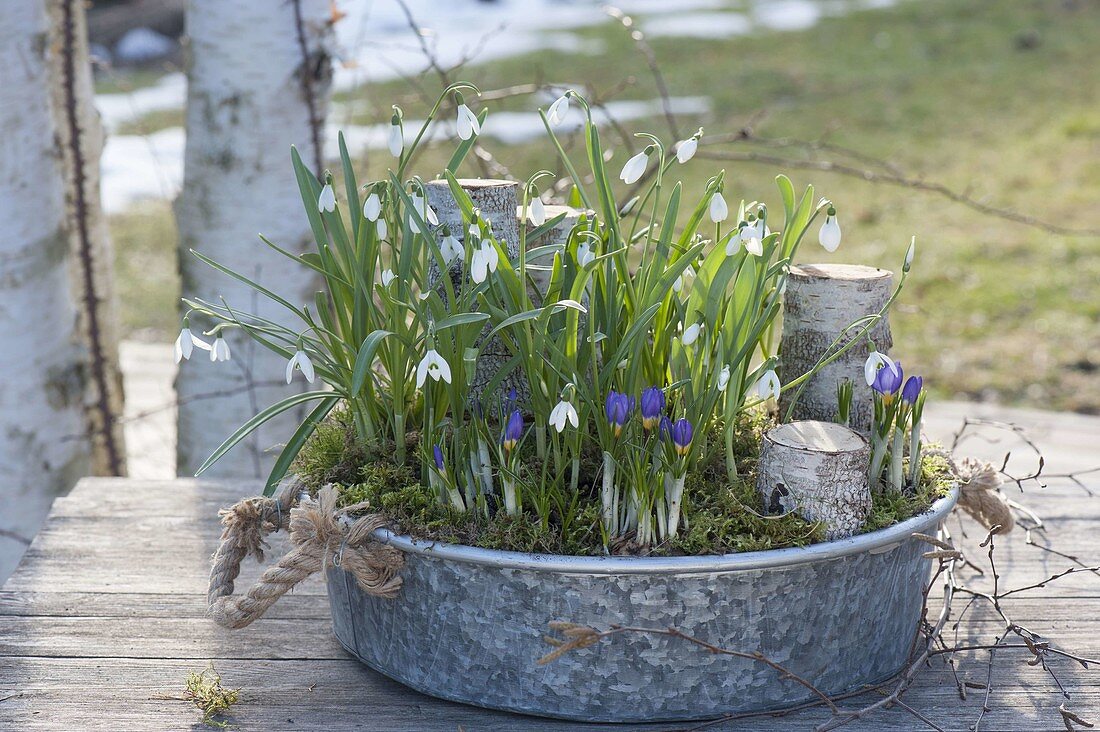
[326,487,958,722]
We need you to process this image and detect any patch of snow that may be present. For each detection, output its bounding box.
[101,127,184,213]
[114,27,178,64]
[96,73,186,134]
[644,12,752,38]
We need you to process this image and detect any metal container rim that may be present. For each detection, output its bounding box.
[371,484,959,575]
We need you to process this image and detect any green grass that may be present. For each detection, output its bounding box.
[111,200,179,340]
[109,0,1100,411]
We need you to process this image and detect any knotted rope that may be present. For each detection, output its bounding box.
[207,483,404,629]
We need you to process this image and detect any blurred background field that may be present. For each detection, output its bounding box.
[100,0,1100,414]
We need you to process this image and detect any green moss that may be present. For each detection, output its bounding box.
[293,412,954,557]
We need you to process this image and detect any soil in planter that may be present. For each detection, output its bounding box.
[292,408,954,557]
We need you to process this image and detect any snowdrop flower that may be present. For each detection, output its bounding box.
[528,195,546,226]
[415,348,452,387]
[546,92,570,127]
[717,364,731,391]
[362,192,381,221]
[375,218,388,239]
[407,190,439,235]
[470,241,499,283]
[756,369,781,402]
[209,335,231,363]
[548,399,579,432]
[388,111,403,158]
[725,228,742,256]
[173,323,209,363]
[672,264,695,293]
[818,206,841,252]
[675,131,701,164]
[380,269,396,287]
[317,183,336,213]
[904,238,916,271]
[455,94,481,141]
[439,231,464,265]
[682,322,703,347]
[286,349,316,384]
[709,190,728,223]
[619,146,652,185]
[864,351,897,386]
[577,242,596,267]
[742,220,764,256]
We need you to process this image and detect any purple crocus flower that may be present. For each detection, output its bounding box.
[871,360,904,398]
[432,444,445,470]
[640,387,666,430]
[502,409,524,452]
[670,418,694,456]
[658,415,674,440]
[605,390,634,437]
[902,375,923,405]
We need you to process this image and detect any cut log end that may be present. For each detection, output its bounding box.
[756,420,871,540]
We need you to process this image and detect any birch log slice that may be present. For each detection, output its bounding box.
[779,264,893,432]
[425,179,521,406]
[756,420,871,540]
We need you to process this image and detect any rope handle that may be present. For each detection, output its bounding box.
[207,483,404,629]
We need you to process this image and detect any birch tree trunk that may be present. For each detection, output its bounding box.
[0,0,111,579]
[778,264,893,432]
[175,0,333,477]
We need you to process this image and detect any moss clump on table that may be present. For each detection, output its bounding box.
[292,409,953,557]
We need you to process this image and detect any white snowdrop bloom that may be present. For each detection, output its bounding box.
[546,93,570,126]
[440,233,464,265]
[375,218,388,239]
[676,136,698,164]
[577,242,596,267]
[363,193,382,221]
[819,209,841,252]
[756,369,781,401]
[317,184,336,213]
[209,336,231,363]
[285,350,316,384]
[173,326,209,364]
[682,322,703,347]
[467,223,481,242]
[470,241,499,283]
[709,191,728,223]
[905,239,916,270]
[619,150,649,185]
[864,351,897,386]
[528,196,546,226]
[388,120,403,158]
[548,400,579,432]
[381,269,396,287]
[725,228,742,256]
[717,364,731,391]
[456,103,481,141]
[407,192,439,226]
[416,348,452,387]
[672,264,695,293]
[743,230,764,257]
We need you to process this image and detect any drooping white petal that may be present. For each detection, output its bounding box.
[718,365,731,391]
[546,94,570,126]
[682,322,703,346]
[174,328,193,363]
[725,229,742,256]
[381,269,396,286]
[456,104,480,140]
[819,215,841,252]
[757,369,781,401]
[744,234,764,256]
[375,218,388,239]
[577,242,595,267]
[528,196,546,226]
[363,193,381,221]
[421,349,451,385]
[470,247,489,284]
[440,234,463,264]
[905,239,916,269]
[484,242,499,273]
[619,151,648,185]
[676,137,698,164]
[864,351,896,386]
[286,354,297,384]
[210,336,231,363]
[416,353,430,387]
[298,351,315,383]
[318,184,336,213]
[709,192,728,223]
[388,123,403,158]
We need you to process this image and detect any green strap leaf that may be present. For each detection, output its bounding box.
[263,396,341,497]
[351,330,395,394]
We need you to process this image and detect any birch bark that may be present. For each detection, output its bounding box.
[175,0,333,477]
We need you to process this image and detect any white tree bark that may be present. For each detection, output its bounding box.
[425,179,522,405]
[175,0,333,477]
[779,264,893,432]
[0,0,92,579]
[756,420,871,540]
[47,0,128,477]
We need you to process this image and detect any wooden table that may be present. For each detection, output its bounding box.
[1,404,1098,730]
